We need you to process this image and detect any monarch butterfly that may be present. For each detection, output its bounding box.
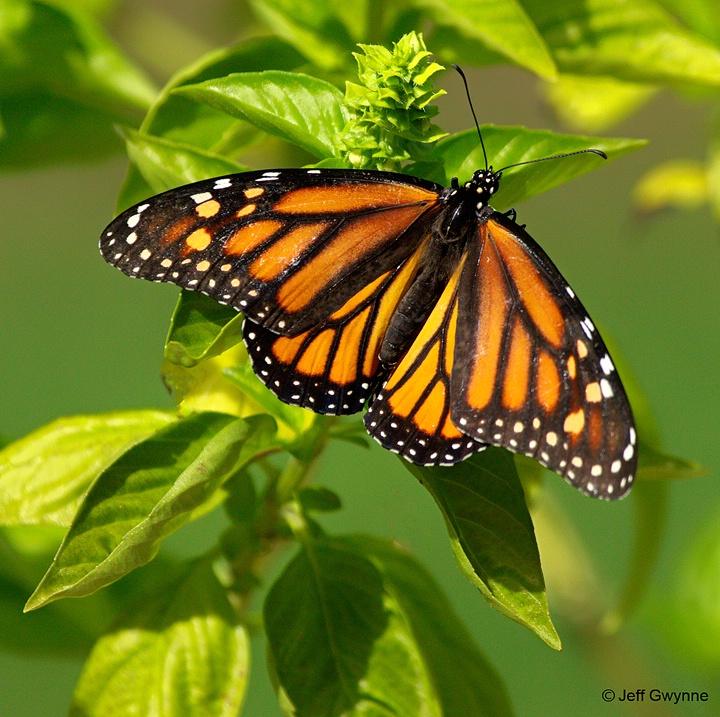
[99,137,637,501]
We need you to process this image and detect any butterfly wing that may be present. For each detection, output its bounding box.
[100,169,442,336]
[243,234,432,414]
[364,256,487,464]
[450,212,636,499]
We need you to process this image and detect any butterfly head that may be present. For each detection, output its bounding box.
[467,168,501,210]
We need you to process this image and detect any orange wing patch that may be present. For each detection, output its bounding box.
[273,182,437,214]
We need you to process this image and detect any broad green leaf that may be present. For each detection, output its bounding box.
[0,410,176,527]
[637,441,707,481]
[410,126,645,210]
[265,536,386,716]
[120,126,249,196]
[524,0,720,87]
[421,0,557,79]
[177,71,349,159]
[117,37,304,210]
[0,0,155,113]
[633,158,708,213]
[165,291,244,368]
[266,533,513,716]
[406,450,560,648]
[544,74,657,132]
[70,558,249,717]
[25,413,279,610]
[0,528,180,658]
[141,38,304,148]
[351,536,514,717]
[248,0,355,70]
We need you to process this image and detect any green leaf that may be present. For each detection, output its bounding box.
[164,291,244,368]
[117,37,304,210]
[248,0,355,70]
[177,71,349,159]
[0,410,177,527]
[265,536,386,716]
[406,450,560,648]
[265,533,513,716]
[633,158,708,213]
[70,557,249,717]
[421,0,557,79]
[544,74,657,132]
[410,126,646,210]
[25,412,279,610]
[525,0,720,87]
[120,126,249,196]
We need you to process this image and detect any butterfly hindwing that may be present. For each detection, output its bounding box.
[364,256,487,464]
[243,236,432,414]
[450,213,637,499]
[100,169,442,336]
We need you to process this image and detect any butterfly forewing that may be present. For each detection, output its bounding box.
[450,213,637,499]
[99,169,442,336]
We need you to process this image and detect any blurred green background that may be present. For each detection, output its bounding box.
[1,0,719,715]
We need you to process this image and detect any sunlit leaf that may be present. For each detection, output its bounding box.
[164,291,244,368]
[25,413,278,610]
[0,410,176,527]
[177,71,349,159]
[117,37,304,210]
[70,558,249,717]
[525,0,720,87]
[422,0,557,79]
[248,0,355,70]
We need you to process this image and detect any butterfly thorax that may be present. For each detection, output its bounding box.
[438,168,501,244]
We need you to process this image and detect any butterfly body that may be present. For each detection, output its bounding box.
[100,165,637,499]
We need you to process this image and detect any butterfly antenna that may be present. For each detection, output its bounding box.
[452,64,488,171]
[496,148,607,173]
